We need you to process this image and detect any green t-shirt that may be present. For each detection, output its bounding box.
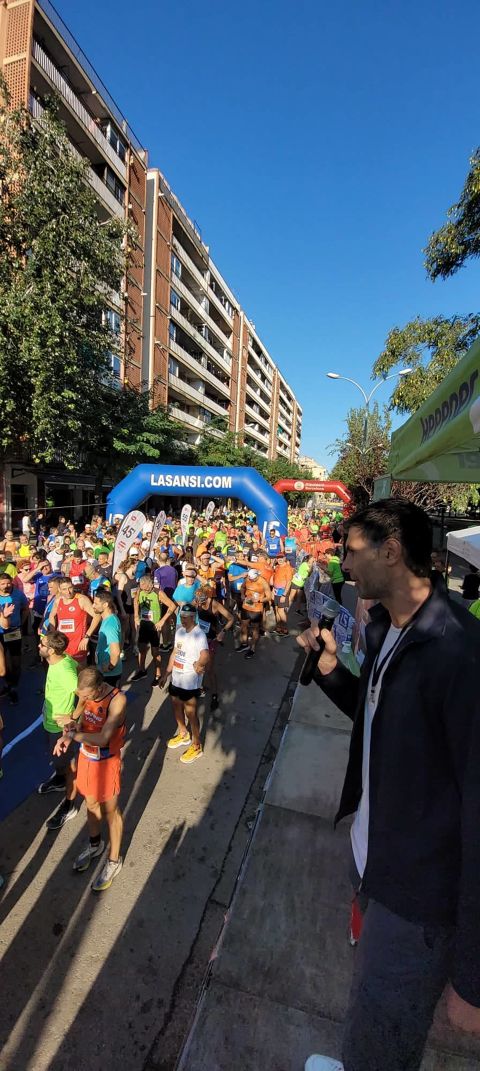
[327,555,344,585]
[469,599,480,621]
[214,531,227,549]
[94,542,113,559]
[138,589,162,624]
[43,655,78,733]
[292,561,310,588]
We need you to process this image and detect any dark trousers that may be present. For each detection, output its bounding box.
[343,854,452,1071]
[332,581,344,605]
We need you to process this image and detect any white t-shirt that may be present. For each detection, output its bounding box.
[351,623,407,878]
[47,549,64,571]
[172,625,209,690]
[22,515,31,535]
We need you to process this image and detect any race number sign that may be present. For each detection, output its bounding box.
[112,510,146,576]
[148,510,166,559]
[205,500,215,522]
[181,504,192,546]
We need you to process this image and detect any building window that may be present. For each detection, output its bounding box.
[104,166,125,205]
[169,357,179,376]
[169,321,176,342]
[100,120,127,163]
[171,253,182,279]
[106,352,121,383]
[170,289,181,311]
[104,308,121,335]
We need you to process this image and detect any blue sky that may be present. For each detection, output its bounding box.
[57,0,480,467]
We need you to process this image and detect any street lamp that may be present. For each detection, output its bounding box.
[326,368,412,444]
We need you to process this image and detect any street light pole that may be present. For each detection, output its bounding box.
[326,369,412,446]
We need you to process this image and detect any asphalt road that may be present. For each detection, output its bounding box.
[0,617,302,1071]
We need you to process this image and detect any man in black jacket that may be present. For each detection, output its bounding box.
[302,499,480,1071]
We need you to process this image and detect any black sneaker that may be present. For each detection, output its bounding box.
[131,669,148,681]
[151,677,161,687]
[38,772,66,795]
[159,643,172,652]
[244,649,255,660]
[46,801,77,831]
[210,693,219,711]
[235,643,249,653]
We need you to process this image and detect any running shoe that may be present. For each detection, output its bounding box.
[131,669,148,681]
[151,677,161,687]
[235,643,249,653]
[38,772,66,795]
[305,1059,344,1071]
[180,744,203,764]
[159,643,172,652]
[73,839,105,872]
[244,649,254,660]
[91,857,123,892]
[46,801,77,831]
[167,731,191,749]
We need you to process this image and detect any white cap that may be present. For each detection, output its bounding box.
[129,547,139,556]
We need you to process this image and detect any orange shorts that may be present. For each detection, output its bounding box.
[76,751,121,804]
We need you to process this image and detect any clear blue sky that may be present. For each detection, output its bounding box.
[57,0,480,467]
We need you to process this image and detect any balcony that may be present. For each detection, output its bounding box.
[31,39,127,180]
[169,406,223,438]
[169,374,229,418]
[245,386,270,422]
[245,401,270,433]
[247,341,273,381]
[244,423,269,446]
[169,339,230,397]
[29,95,124,219]
[172,277,232,359]
[170,300,231,374]
[247,361,272,397]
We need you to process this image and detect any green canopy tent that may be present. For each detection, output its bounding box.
[387,337,480,483]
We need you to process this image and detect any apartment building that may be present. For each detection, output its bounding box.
[0,0,147,520]
[0,1,302,523]
[143,168,302,462]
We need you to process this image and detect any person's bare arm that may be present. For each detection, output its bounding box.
[213,600,234,638]
[158,589,176,627]
[67,692,126,748]
[78,594,96,619]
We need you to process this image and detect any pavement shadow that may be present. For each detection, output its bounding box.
[0,676,174,1067]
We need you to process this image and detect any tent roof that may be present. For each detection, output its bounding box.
[447,526,480,570]
[388,337,480,482]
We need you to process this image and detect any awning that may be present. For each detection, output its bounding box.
[447,525,480,569]
[388,337,480,482]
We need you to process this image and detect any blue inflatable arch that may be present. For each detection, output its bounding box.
[106,464,288,536]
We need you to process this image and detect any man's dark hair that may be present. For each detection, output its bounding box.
[345,498,432,578]
[93,588,115,610]
[44,630,69,655]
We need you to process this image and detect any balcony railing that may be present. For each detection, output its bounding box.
[169,374,228,418]
[32,39,127,179]
[169,339,230,397]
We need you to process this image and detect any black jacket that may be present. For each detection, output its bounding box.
[315,582,480,1006]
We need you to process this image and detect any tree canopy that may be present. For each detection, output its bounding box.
[425,148,480,279]
[329,404,391,507]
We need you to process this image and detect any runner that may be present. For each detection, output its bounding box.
[237,567,272,659]
[50,577,96,665]
[195,585,234,711]
[114,558,138,651]
[81,589,122,687]
[172,566,201,625]
[287,554,315,615]
[54,665,127,892]
[272,552,294,635]
[132,574,176,685]
[69,549,89,594]
[226,551,250,614]
[265,526,283,560]
[0,572,29,702]
[324,546,345,604]
[37,630,79,830]
[163,604,209,764]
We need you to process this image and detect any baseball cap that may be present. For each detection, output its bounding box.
[129,547,139,556]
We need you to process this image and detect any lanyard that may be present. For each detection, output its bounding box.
[369,626,409,703]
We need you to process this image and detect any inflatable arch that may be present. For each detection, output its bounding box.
[107,464,288,535]
[272,478,352,504]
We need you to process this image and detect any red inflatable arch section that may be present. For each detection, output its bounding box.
[272,479,352,505]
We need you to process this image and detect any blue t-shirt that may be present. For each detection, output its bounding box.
[266,535,282,558]
[227,563,248,592]
[89,575,111,598]
[0,588,28,631]
[96,614,122,677]
[173,579,201,623]
[135,560,148,581]
[33,571,61,616]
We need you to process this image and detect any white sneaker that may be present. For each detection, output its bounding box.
[73,839,105,872]
[91,857,123,892]
[305,1058,344,1071]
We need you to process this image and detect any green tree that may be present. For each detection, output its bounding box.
[372,314,480,414]
[329,404,391,507]
[424,148,480,279]
[0,86,126,466]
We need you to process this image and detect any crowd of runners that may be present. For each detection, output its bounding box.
[0,502,344,892]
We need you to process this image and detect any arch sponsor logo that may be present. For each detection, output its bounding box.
[420,369,478,444]
[150,473,232,490]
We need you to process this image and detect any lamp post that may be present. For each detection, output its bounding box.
[326,369,412,445]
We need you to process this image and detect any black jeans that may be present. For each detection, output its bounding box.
[343,853,453,1071]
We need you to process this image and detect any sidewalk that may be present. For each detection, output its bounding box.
[177,678,480,1071]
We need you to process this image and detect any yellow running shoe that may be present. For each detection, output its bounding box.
[180,744,203,764]
[167,731,191,749]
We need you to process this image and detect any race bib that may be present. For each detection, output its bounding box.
[58,619,75,634]
[71,575,81,585]
[140,609,153,621]
[197,618,210,634]
[81,741,100,760]
[4,628,21,642]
